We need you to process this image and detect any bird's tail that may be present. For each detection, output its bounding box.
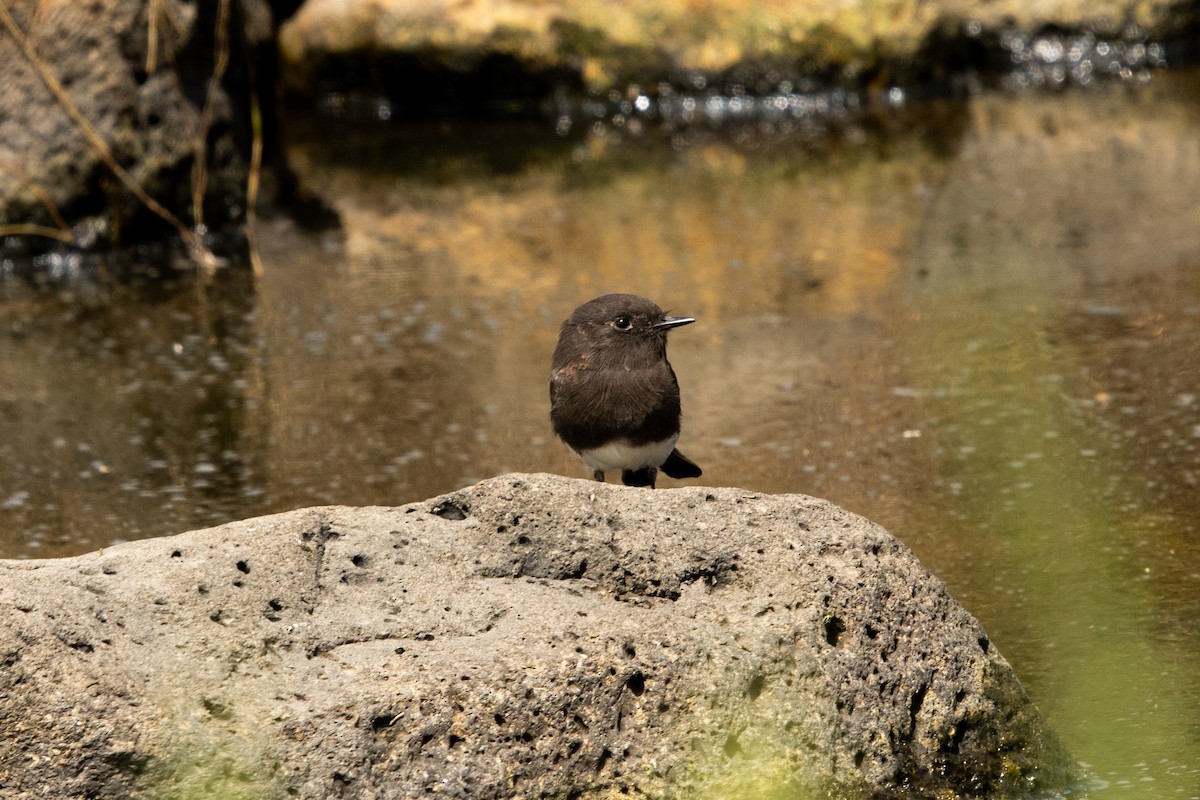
[661,448,702,479]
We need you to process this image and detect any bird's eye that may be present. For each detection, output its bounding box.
[612,316,632,330]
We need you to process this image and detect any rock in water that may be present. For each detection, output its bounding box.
[0,474,1075,798]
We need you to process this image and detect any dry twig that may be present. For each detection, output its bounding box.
[0,181,77,244]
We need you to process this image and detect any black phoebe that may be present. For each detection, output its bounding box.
[550,293,703,488]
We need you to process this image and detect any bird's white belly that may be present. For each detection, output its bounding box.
[576,436,678,472]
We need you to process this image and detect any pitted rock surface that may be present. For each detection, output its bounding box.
[0,473,1073,798]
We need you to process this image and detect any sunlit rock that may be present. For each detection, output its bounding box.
[0,473,1075,798]
[279,0,1182,92]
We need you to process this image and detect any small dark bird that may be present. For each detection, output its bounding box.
[550,293,703,488]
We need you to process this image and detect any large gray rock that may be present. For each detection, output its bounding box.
[0,474,1073,798]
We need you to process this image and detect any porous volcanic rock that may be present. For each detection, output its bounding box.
[0,473,1074,798]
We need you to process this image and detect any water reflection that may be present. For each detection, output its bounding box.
[4,70,1200,797]
[0,272,265,551]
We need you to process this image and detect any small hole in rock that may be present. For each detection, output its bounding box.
[236,560,250,574]
[747,674,765,700]
[823,615,845,646]
[430,499,469,520]
[625,672,646,696]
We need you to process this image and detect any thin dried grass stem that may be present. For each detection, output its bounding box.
[0,224,78,244]
[191,0,232,230]
[246,84,265,279]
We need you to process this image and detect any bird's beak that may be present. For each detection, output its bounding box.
[653,314,696,330]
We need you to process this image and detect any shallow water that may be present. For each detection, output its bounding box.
[3,71,1200,796]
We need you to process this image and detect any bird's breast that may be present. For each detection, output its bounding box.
[574,435,679,472]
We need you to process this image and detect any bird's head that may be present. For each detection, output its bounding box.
[554,293,694,369]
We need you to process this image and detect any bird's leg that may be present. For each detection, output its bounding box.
[620,467,658,488]
[593,469,605,482]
